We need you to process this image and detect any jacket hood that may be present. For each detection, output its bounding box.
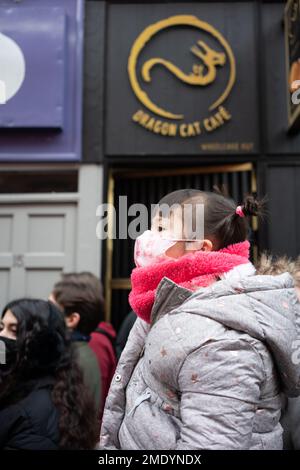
[152,264,300,397]
[98,321,117,339]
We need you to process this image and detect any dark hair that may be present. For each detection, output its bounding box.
[154,189,202,209]
[52,272,104,336]
[155,189,264,250]
[183,190,264,249]
[0,299,99,449]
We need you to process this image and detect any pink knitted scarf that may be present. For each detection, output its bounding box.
[129,241,250,323]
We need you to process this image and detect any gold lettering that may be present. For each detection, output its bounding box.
[203,118,213,132]
[203,106,231,132]
[168,123,177,136]
[187,124,196,137]
[132,110,178,137]
[179,122,201,137]
[132,110,144,122]
[161,122,169,136]
[153,120,162,133]
[179,124,188,137]
[193,121,201,134]
[218,106,232,120]
[145,117,155,130]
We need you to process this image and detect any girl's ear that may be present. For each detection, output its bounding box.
[201,239,213,252]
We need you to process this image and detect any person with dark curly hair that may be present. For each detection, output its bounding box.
[0,299,99,450]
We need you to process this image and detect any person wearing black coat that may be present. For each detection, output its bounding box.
[0,377,59,450]
[0,298,99,450]
[115,310,137,360]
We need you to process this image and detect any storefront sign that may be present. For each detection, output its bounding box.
[128,15,235,139]
[106,3,259,155]
[285,0,300,131]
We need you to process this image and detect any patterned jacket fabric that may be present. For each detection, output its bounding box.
[100,266,300,450]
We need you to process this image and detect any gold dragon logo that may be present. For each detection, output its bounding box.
[128,15,236,121]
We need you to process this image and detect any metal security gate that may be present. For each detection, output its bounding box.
[105,163,257,330]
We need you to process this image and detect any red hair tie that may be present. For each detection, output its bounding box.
[235,205,245,218]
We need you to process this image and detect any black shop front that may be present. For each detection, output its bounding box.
[83,0,300,327]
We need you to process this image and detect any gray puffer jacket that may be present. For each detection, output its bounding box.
[100,264,300,450]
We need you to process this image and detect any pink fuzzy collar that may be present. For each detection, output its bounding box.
[129,241,250,323]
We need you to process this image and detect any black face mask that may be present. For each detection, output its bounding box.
[0,336,18,373]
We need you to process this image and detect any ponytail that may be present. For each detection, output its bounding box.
[183,190,265,250]
[236,194,265,218]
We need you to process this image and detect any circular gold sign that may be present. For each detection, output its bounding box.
[128,15,236,120]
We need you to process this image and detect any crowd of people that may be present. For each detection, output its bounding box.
[0,272,119,449]
[0,189,300,450]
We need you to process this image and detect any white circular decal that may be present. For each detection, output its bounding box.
[0,32,26,104]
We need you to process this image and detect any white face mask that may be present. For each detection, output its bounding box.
[134,230,203,268]
[134,230,176,268]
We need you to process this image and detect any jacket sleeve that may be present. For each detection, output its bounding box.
[175,338,264,450]
[99,317,150,449]
[0,404,24,449]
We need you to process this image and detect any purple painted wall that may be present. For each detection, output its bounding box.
[0,0,84,161]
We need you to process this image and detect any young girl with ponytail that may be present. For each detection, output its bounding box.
[100,189,300,450]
